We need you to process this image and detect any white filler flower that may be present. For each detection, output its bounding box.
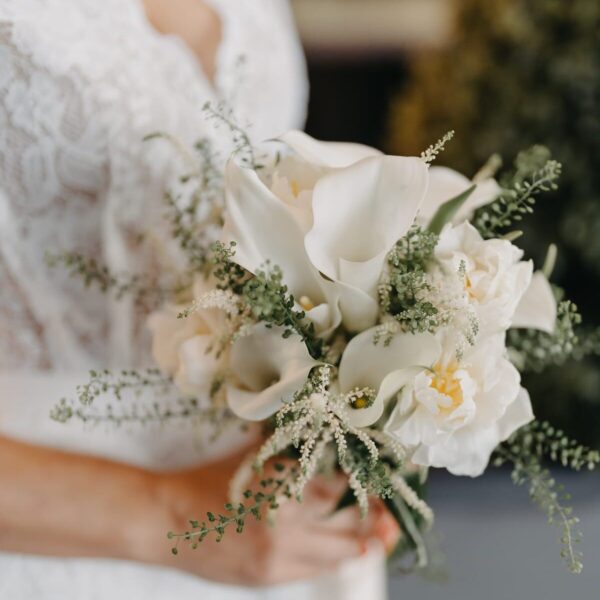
[147,279,224,396]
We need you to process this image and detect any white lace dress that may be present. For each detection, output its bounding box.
[0,1,386,598]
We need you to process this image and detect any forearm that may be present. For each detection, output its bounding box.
[0,435,168,560]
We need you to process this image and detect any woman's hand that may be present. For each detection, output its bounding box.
[140,449,400,586]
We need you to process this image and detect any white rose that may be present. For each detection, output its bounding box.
[147,279,223,396]
[226,323,319,421]
[434,222,533,334]
[385,333,533,476]
[222,130,428,333]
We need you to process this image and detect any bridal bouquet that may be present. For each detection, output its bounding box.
[51,113,599,574]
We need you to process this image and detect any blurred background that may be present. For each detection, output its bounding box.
[291,0,599,597]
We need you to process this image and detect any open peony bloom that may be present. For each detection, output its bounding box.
[226,324,319,421]
[223,131,428,333]
[512,271,557,334]
[337,328,441,428]
[384,333,533,477]
[147,279,224,396]
[419,166,501,225]
[434,222,533,334]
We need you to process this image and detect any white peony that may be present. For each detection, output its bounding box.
[147,279,223,396]
[384,333,533,476]
[434,222,533,334]
[226,323,319,421]
[222,131,428,333]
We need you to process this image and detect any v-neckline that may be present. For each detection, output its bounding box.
[132,0,219,94]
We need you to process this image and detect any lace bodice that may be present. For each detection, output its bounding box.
[0,0,308,372]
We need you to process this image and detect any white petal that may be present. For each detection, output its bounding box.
[222,160,324,300]
[335,278,380,332]
[227,325,317,420]
[147,308,206,375]
[496,387,534,441]
[278,130,381,168]
[512,271,557,334]
[175,336,219,396]
[306,156,428,286]
[421,167,501,224]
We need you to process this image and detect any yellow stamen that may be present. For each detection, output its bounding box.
[299,295,315,311]
[429,362,463,413]
[352,396,369,409]
[290,179,300,197]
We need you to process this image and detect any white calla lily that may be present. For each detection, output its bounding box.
[278,129,381,168]
[305,155,428,330]
[512,271,557,334]
[338,328,441,427]
[227,324,319,421]
[420,166,501,225]
[222,159,342,336]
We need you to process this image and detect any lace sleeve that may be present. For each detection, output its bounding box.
[0,0,308,372]
[0,21,111,371]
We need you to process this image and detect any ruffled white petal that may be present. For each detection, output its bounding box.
[511,271,557,334]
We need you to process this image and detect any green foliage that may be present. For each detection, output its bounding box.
[211,243,326,360]
[473,146,561,238]
[242,264,325,360]
[169,466,298,549]
[428,184,475,235]
[389,0,600,445]
[45,252,174,311]
[509,299,581,372]
[495,420,599,574]
[379,226,445,336]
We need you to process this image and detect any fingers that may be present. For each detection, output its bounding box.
[290,529,365,567]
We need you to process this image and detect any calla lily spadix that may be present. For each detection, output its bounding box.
[226,324,319,421]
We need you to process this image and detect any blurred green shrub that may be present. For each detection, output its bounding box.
[388,0,600,445]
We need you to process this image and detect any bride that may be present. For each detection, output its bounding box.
[0,1,398,598]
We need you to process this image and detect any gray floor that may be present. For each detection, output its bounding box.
[389,469,600,600]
